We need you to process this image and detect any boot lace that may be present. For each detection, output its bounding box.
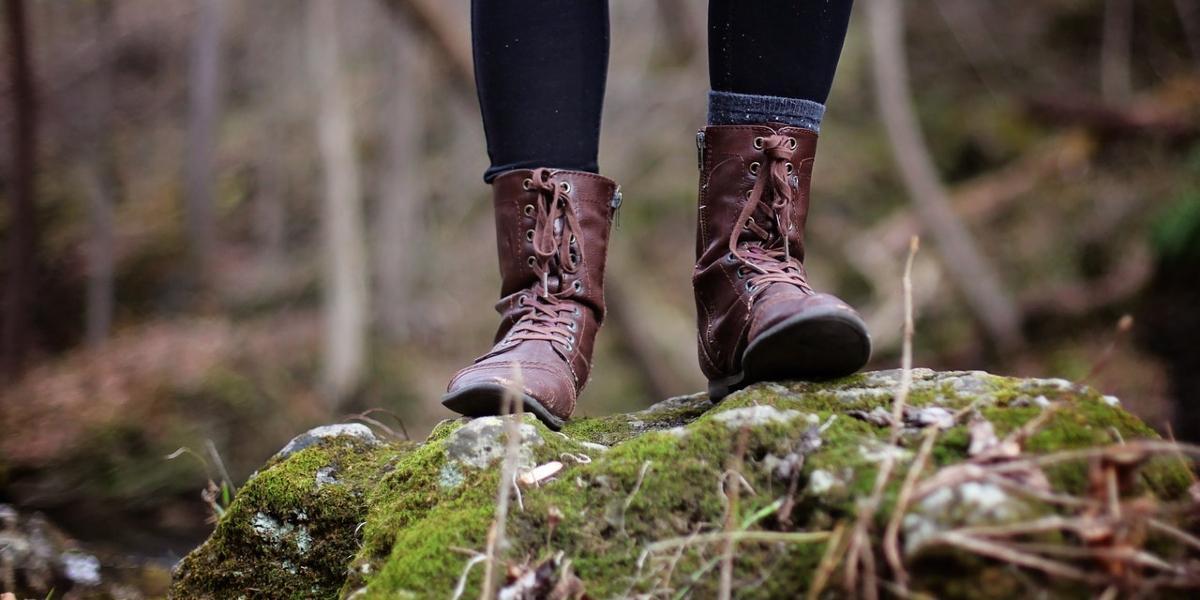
[727,134,812,300]
[490,168,585,360]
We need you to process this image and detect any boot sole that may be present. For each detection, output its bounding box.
[708,307,872,402]
[441,383,566,430]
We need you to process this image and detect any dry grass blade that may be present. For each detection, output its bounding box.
[479,362,525,600]
[643,530,832,556]
[844,235,920,599]
[718,426,751,600]
[805,520,848,600]
[452,553,487,600]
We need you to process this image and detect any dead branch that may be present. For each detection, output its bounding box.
[1019,242,1153,321]
[867,0,1024,352]
[1024,96,1200,142]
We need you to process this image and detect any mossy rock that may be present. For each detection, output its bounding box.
[170,371,1196,599]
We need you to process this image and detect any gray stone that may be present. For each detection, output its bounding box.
[442,416,543,471]
[59,551,101,586]
[315,466,339,488]
[712,405,803,428]
[276,424,380,461]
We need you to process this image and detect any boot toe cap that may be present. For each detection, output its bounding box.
[446,360,577,423]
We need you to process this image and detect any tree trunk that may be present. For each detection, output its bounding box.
[374,18,424,341]
[308,0,370,407]
[82,0,118,345]
[249,0,291,272]
[1176,0,1200,68]
[1101,0,1133,104]
[2,0,39,379]
[867,0,1024,352]
[184,0,225,287]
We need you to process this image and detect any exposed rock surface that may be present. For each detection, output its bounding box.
[0,503,171,598]
[170,371,1196,599]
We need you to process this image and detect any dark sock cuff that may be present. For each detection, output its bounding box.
[706,90,825,132]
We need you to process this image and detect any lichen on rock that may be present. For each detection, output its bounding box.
[170,371,1198,599]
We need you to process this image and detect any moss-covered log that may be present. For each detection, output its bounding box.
[170,370,1197,599]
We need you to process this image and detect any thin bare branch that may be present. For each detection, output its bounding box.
[867,0,1024,351]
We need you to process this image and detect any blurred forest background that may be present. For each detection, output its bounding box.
[1,0,1199,595]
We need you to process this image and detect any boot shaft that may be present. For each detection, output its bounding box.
[695,124,817,266]
[491,168,620,322]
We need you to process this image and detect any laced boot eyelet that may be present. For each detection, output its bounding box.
[522,178,533,191]
[517,295,527,307]
[559,181,572,193]
[745,281,755,292]
[753,136,764,150]
[785,162,794,175]
[748,161,760,175]
[736,268,746,279]
[573,307,582,317]
[525,229,535,242]
[569,234,577,245]
[743,216,755,230]
[726,252,737,263]
[526,256,537,267]
[572,280,583,293]
[787,137,798,150]
[523,204,535,216]
[567,322,577,332]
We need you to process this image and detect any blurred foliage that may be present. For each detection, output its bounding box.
[0,0,1198,572]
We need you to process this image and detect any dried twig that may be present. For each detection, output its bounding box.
[1081,314,1134,386]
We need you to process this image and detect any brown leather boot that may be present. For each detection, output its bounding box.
[443,168,621,429]
[694,124,871,401]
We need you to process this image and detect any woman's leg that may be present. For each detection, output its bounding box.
[445,1,620,428]
[693,0,869,401]
[706,0,853,131]
[472,0,609,182]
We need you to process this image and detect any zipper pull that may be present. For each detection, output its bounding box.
[611,186,623,229]
[695,129,706,171]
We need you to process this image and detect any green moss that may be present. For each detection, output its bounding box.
[171,372,1197,599]
[170,436,403,598]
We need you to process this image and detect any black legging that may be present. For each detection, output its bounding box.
[472,0,854,182]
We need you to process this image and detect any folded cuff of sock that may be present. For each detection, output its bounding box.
[706,90,825,132]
